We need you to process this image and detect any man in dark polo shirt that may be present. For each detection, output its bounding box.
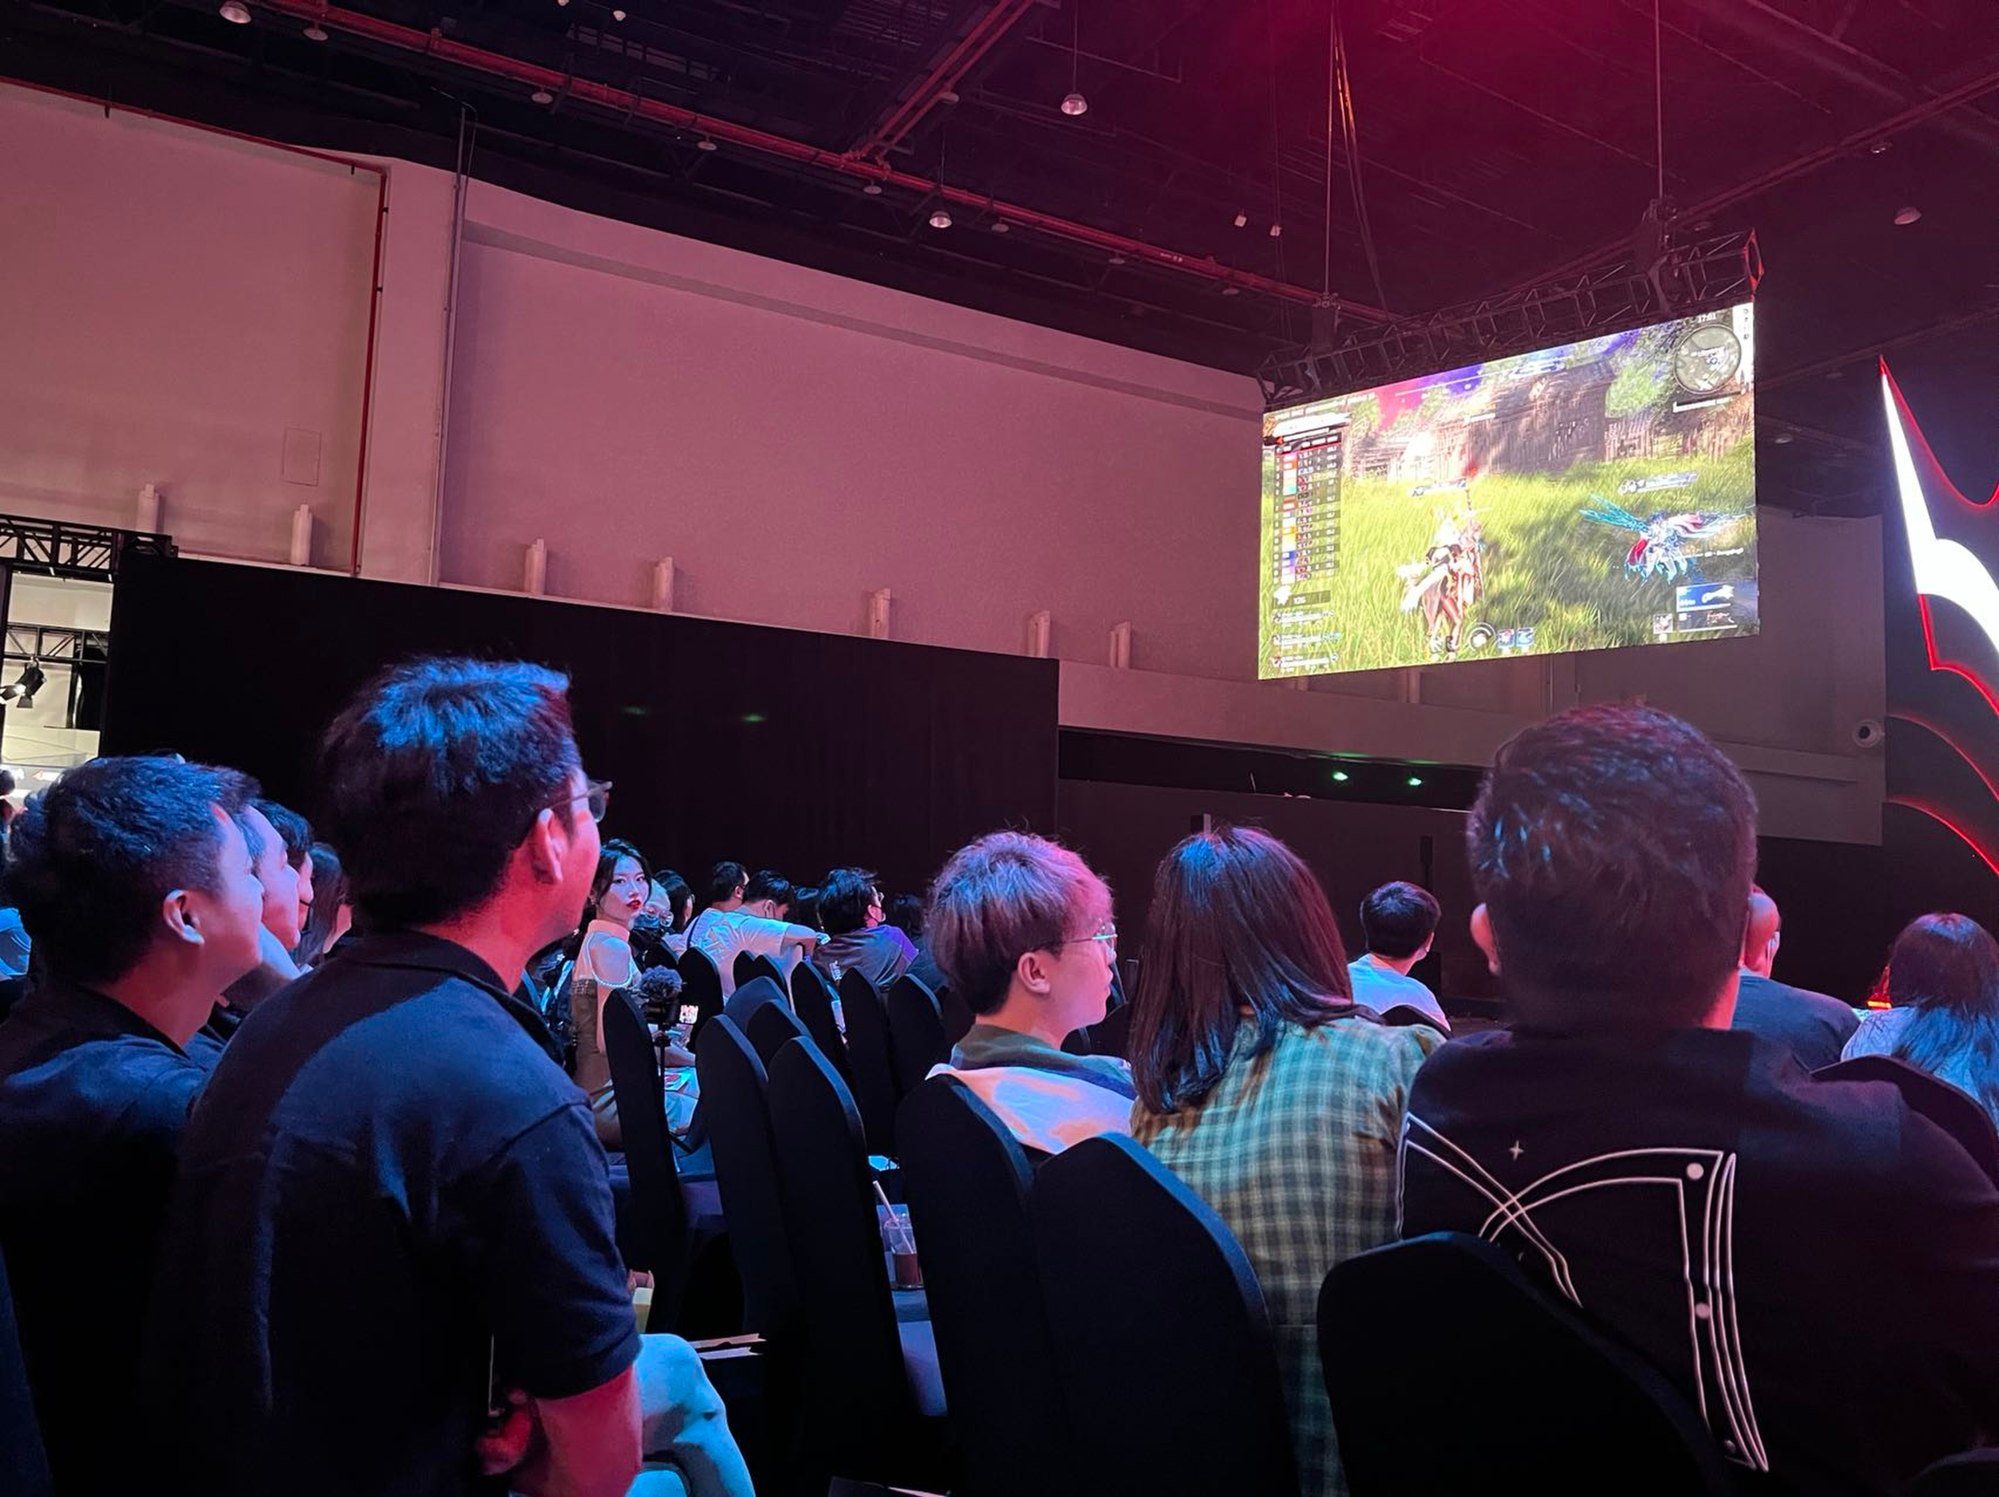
[1400,706,1999,1495]
[149,658,749,1497]
[1731,884,1859,1070]
[0,756,266,1493]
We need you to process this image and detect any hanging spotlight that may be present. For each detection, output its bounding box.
[1060,0,1087,118]
[302,19,327,37]
[1221,285,1241,297]
[696,137,719,152]
[610,6,625,16]
[1233,212,1248,228]
[1894,205,1923,226]
[1061,92,1089,117]
[991,220,1010,233]
[862,182,884,196]
[1107,253,1126,265]
[928,207,953,230]
[219,0,252,21]
[1269,223,1283,238]
[0,665,47,710]
[530,86,554,104]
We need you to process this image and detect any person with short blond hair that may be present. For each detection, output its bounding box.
[923,831,1132,1157]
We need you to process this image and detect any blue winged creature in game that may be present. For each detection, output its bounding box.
[1579,497,1726,581]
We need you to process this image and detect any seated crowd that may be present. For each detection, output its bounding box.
[1,661,1996,1497]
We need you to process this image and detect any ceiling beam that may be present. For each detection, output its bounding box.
[847,0,1040,161]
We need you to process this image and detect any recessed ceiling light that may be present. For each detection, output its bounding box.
[1061,91,1088,117]
[928,207,953,230]
[1894,205,1922,225]
[302,19,327,38]
[1406,775,1424,787]
[531,86,554,104]
[219,0,251,21]
[1330,770,1350,782]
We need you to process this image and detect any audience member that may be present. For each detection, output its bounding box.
[191,800,304,1052]
[743,869,793,921]
[257,797,316,939]
[813,866,918,989]
[1731,884,1858,1069]
[1844,912,1999,1127]
[645,871,695,957]
[790,882,823,932]
[923,831,1133,1155]
[884,891,924,942]
[1399,705,1999,1492]
[0,757,265,1492]
[1347,880,1449,1029]
[571,838,650,1148]
[1129,826,1438,1497]
[145,657,750,1496]
[687,858,818,996]
[292,842,350,967]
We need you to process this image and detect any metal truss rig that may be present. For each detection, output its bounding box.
[0,515,177,581]
[1255,230,1762,408]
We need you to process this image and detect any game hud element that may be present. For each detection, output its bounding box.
[1259,304,1758,679]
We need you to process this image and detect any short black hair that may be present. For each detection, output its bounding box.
[1360,881,1441,960]
[652,870,693,932]
[705,861,748,905]
[317,657,580,929]
[884,892,924,940]
[255,799,314,869]
[790,884,822,930]
[820,867,880,936]
[7,756,258,986]
[745,869,792,907]
[1468,704,1756,1030]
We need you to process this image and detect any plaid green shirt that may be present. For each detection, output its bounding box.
[1133,1014,1441,1497]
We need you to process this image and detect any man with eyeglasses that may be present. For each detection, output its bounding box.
[921,831,1134,1159]
[147,658,751,1497]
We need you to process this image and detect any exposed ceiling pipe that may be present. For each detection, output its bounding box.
[849,0,1041,161]
[246,0,1396,321]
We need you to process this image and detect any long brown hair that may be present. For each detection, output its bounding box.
[1129,825,1354,1116]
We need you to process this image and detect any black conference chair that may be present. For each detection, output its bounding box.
[765,1038,951,1490]
[789,962,850,1078]
[0,1248,53,1497]
[1913,1450,1999,1495]
[677,946,725,1048]
[1323,1233,1733,1496]
[747,999,811,1070]
[747,953,786,989]
[885,974,949,1094]
[1030,1134,1297,1497]
[899,1077,1082,1497]
[694,1017,798,1338]
[733,951,760,992]
[603,988,720,1327]
[1815,1054,1999,1187]
[838,968,902,1157]
[936,985,975,1049]
[723,975,788,1040]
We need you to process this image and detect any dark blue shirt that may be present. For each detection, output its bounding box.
[146,931,641,1496]
[0,978,207,1494]
[1729,970,1859,1072]
[1401,1026,1999,1494]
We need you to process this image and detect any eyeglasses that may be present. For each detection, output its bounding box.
[1055,922,1117,952]
[531,777,612,833]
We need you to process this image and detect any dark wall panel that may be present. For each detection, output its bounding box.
[104,557,1058,896]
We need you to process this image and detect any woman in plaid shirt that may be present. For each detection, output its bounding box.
[1130,826,1442,1497]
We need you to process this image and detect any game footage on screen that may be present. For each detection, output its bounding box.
[1258,304,1757,680]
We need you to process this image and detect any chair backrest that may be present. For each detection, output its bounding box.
[0,1248,53,1497]
[747,998,812,1069]
[1912,1449,1999,1495]
[733,950,760,992]
[765,1038,916,1451]
[693,1016,797,1336]
[676,945,724,1047]
[838,967,902,1156]
[899,1078,1080,1497]
[1030,1134,1297,1497]
[789,961,850,1076]
[723,975,787,1039]
[1815,1054,1999,1187]
[1323,1233,1733,1496]
[602,988,694,1319]
[748,953,786,989]
[885,974,949,1094]
[936,985,975,1048]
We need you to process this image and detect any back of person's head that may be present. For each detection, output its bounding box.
[318,657,582,929]
[926,833,1109,1016]
[745,869,793,911]
[1467,704,1756,1030]
[884,892,924,940]
[1886,913,1999,1015]
[791,884,822,930]
[294,843,349,965]
[649,871,693,931]
[256,799,314,869]
[820,867,882,936]
[704,860,748,908]
[1360,881,1441,960]
[8,756,261,987]
[1129,825,1353,1116]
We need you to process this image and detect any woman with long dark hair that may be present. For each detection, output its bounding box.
[1128,826,1442,1497]
[1844,912,1999,1126]
[570,838,650,1147]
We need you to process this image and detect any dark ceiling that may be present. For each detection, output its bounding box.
[7,0,1999,514]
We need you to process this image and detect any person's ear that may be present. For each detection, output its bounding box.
[524,808,567,886]
[1470,904,1499,975]
[161,888,204,948]
[1014,947,1055,997]
[1415,933,1435,963]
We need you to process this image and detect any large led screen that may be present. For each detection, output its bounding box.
[1259,304,1757,678]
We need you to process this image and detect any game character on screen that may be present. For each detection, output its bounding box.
[1396,501,1486,658]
